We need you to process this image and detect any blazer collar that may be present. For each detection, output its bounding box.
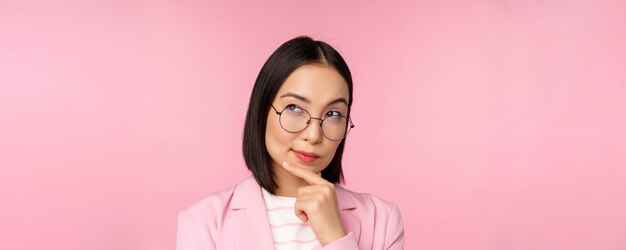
[226,176,361,249]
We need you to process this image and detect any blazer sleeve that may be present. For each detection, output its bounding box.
[383,204,405,249]
[176,210,216,250]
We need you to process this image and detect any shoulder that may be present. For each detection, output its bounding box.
[176,180,247,249]
[178,176,252,235]
[180,185,237,222]
[178,176,259,226]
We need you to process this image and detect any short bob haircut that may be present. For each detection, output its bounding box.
[243,36,354,194]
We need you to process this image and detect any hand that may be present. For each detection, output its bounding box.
[281,161,347,246]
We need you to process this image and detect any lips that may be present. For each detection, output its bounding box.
[292,149,320,163]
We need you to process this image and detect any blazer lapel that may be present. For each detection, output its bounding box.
[225,177,275,250]
[335,185,362,243]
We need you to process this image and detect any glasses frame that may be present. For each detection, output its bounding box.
[270,105,355,141]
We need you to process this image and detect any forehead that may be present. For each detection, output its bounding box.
[275,64,349,104]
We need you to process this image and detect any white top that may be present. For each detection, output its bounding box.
[261,188,322,250]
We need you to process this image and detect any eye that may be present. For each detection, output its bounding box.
[325,110,343,117]
[285,104,304,113]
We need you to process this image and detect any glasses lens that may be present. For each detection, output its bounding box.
[278,105,352,141]
[321,116,348,141]
[280,105,309,132]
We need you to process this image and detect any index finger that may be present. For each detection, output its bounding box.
[281,161,329,185]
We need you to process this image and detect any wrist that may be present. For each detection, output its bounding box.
[319,229,347,246]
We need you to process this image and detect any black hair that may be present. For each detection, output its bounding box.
[242,36,354,194]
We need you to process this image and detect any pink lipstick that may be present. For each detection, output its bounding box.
[292,150,319,163]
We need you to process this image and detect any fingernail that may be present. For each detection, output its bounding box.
[281,162,289,168]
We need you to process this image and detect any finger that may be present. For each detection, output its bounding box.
[294,202,309,223]
[296,210,308,223]
[281,161,329,185]
[297,185,318,196]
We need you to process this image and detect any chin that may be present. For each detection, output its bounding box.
[299,162,325,173]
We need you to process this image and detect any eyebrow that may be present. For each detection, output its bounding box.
[279,92,348,106]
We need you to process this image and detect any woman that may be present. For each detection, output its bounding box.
[176,36,404,249]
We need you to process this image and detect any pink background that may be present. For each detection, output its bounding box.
[1,0,625,249]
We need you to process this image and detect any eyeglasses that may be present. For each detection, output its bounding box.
[271,104,355,141]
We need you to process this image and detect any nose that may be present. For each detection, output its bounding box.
[302,118,323,144]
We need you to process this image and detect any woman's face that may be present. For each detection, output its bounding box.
[265,64,350,174]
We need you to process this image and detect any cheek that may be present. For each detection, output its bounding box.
[321,141,342,163]
[265,116,293,154]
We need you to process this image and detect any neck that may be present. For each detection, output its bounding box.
[272,163,310,197]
